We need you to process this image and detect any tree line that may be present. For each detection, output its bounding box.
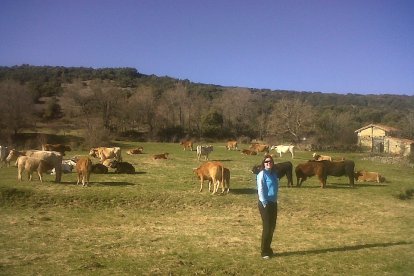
[0,65,413,150]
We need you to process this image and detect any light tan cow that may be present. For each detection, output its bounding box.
[15,156,52,182]
[76,157,92,186]
[180,140,193,151]
[126,147,144,155]
[89,147,122,162]
[6,149,26,165]
[25,150,63,183]
[226,140,238,150]
[313,152,332,161]
[355,170,385,183]
[193,161,224,194]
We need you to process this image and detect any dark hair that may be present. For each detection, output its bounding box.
[261,154,274,166]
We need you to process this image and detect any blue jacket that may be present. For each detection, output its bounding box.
[257,169,278,206]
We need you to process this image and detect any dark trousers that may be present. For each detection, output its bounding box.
[258,201,277,256]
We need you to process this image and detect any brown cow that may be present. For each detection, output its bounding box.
[226,140,238,150]
[180,140,193,151]
[355,170,385,183]
[193,161,225,194]
[249,143,269,153]
[42,144,72,156]
[295,161,327,188]
[107,160,135,174]
[153,153,169,160]
[320,160,355,187]
[89,147,122,162]
[251,161,293,187]
[197,167,231,194]
[126,147,144,155]
[241,149,257,155]
[76,157,92,186]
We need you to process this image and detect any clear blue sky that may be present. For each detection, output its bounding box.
[1,0,413,95]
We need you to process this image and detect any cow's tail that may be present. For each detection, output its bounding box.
[221,164,224,193]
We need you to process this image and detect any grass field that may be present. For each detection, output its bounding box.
[1,141,413,275]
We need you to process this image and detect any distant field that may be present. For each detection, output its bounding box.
[1,142,413,275]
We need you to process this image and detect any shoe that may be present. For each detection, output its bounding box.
[262,255,270,260]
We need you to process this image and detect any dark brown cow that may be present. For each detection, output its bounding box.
[110,161,135,174]
[180,140,193,151]
[91,163,108,174]
[42,144,71,156]
[251,161,293,187]
[295,161,327,188]
[320,160,355,187]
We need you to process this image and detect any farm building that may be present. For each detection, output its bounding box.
[355,124,414,156]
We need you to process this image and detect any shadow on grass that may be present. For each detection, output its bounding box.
[58,181,136,186]
[275,241,413,257]
[230,188,257,195]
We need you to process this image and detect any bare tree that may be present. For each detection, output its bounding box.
[0,80,34,136]
[268,98,315,142]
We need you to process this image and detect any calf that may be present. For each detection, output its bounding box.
[196,145,213,161]
[76,157,92,186]
[193,161,224,194]
[153,153,169,160]
[313,152,332,161]
[15,156,52,182]
[251,161,293,187]
[226,140,238,150]
[180,140,193,151]
[355,170,385,183]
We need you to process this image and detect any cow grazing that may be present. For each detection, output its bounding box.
[193,161,225,194]
[226,140,238,150]
[313,153,332,161]
[295,161,327,188]
[15,156,52,182]
[89,147,122,162]
[6,149,26,165]
[271,145,295,158]
[251,161,293,187]
[75,157,92,186]
[0,146,10,167]
[25,150,63,183]
[196,145,214,161]
[355,170,385,183]
[249,143,269,153]
[108,160,135,174]
[126,147,144,155]
[180,140,193,151]
[41,144,72,156]
[91,163,108,174]
[241,149,257,155]
[153,153,169,160]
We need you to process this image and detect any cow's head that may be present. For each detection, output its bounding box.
[89,148,98,158]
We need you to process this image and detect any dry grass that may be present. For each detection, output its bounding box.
[1,141,414,275]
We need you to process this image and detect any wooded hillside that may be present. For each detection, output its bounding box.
[1,65,413,149]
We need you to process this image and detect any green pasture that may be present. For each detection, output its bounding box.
[1,142,413,275]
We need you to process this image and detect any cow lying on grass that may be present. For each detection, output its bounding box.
[313,152,332,161]
[251,161,293,187]
[355,170,385,183]
[15,156,52,182]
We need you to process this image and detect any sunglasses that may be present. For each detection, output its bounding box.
[264,160,273,164]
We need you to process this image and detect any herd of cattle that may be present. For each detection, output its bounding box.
[0,140,386,191]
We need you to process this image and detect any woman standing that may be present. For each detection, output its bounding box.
[256,154,279,259]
